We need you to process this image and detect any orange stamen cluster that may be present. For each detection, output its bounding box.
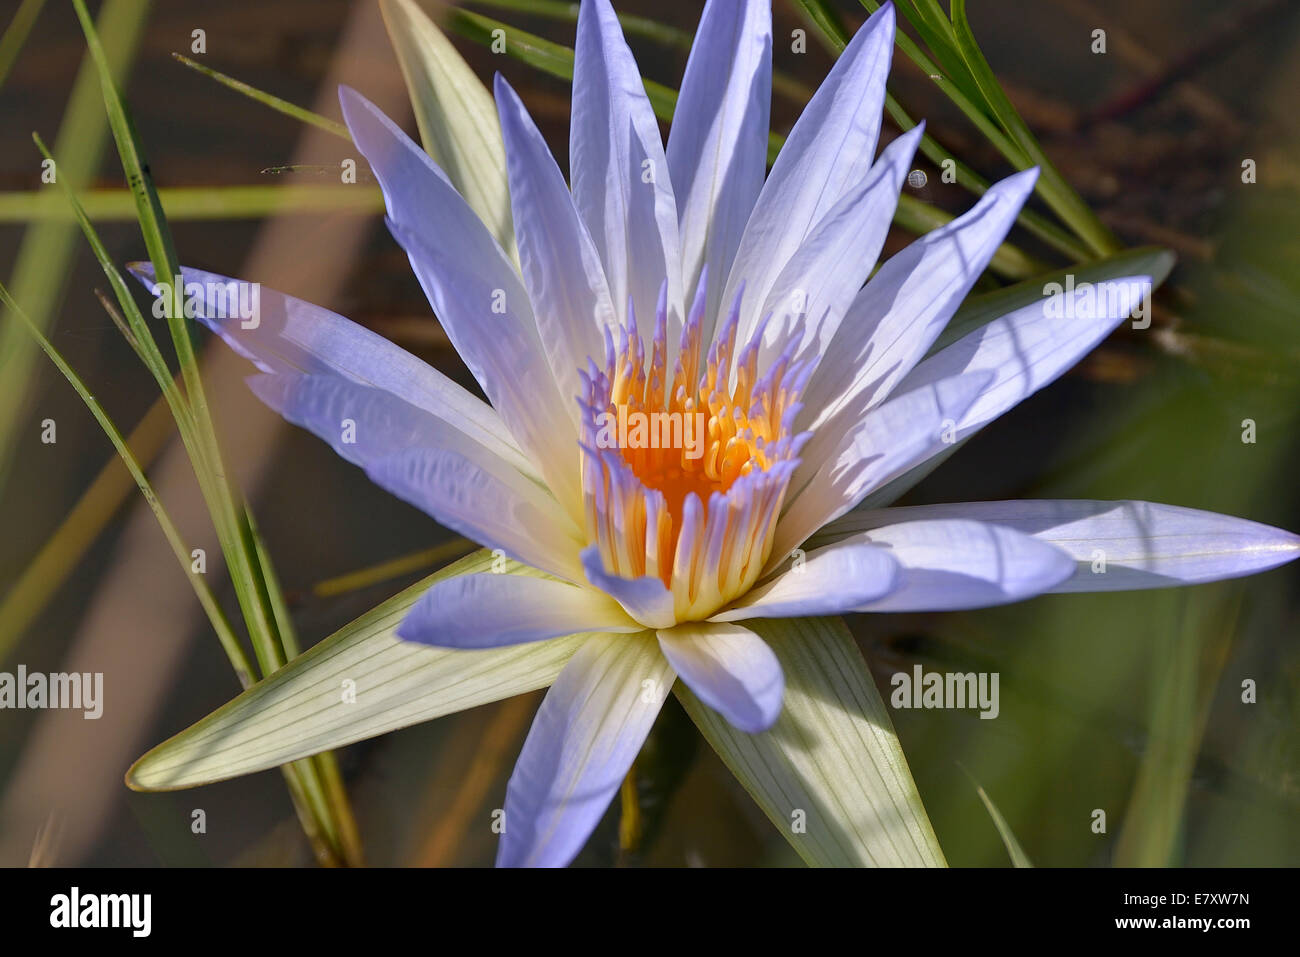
[578,278,812,621]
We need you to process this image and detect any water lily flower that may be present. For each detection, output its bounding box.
[133,0,1299,867]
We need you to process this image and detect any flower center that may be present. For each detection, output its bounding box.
[578,282,810,622]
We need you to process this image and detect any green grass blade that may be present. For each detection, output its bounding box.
[70,0,197,371]
[891,103,1091,261]
[0,0,149,507]
[469,0,690,49]
[891,0,984,106]
[0,0,45,90]
[69,0,360,863]
[1114,589,1239,866]
[241,511,366,863]
[1,283,255,688]
[949,0,1120,256]
[243,507,300,661]
[0,184,384,222]
[31,134,194,437]
[964,770,1033,867]
[854,0,1029,165]
[70,0,286,676]
[794,0,1087,263]
[311,538,476,598]
[171,53,351,141]
[795,0,852,49]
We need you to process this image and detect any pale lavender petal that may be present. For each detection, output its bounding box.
[758,124,923,367]
[771,370,991,566]
[721,2,895,345]
[495,74,617,413]
[667,0,771,329]
[397,575,638,648]
[657,622,782,733]
[338,86,582,517]
[127,262,534,478]
[711,541,899,621]
[498,633,673,867]
[896,276,1154,445]
[800,168,1040,430]
[839,276,1153,511]
[571,0,682,336]
[843,519,1075,611]
[581,545,676,629]
[250,373,585,581]
[824,500,1300,592]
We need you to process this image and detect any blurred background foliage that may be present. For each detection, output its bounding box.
[0,0,1297,866]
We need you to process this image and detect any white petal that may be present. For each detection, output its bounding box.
[581,546,677,629]
[711,541,899,621]
[829,275,1153,514]
[247,373,583,581]
[799,168,1040,430]
[368,446,585,583]
[771,370,990,566]
[667,0,771,327]
[843,519,1075,611]
[128,262,535,480]
[498,633,673,867]
[821,500,1300,592]
[720,2,895,346]
[657,622,782,733]
[397,575,638,648]
[897,276,1153,444]
[758,125,924,368]
[571,0,683,335]
[495,74,618,418]
[339,86,584,521]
